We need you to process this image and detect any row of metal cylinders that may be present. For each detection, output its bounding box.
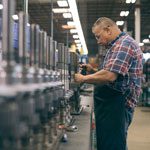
[0,0,73,149]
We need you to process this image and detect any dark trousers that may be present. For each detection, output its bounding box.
[94,85,133,150]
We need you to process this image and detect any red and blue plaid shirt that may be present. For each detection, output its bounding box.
[102,32,143,108]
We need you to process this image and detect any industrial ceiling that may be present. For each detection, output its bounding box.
[16,0,150,56]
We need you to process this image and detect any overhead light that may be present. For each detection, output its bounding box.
[73,35,79,39]
[116,21,124,26]
[131,0,136,3]
[63,12,72,18]
[120,11,129,17]
[143,39,150,43]
[27,23,30,26]
[67,21,75,26]
[139,43,144,46]
[12,15,19,20]
[74,40,80,43]
[62,25,75,29]
[148,35,150,38]
[143,53,150,61]
[76,43,81,47]
[0,4,3,10]
[70,29,78,33]
[68,0,88,54]
[126,0,136,3]
[52,8,70,13]
[57,0,68,7]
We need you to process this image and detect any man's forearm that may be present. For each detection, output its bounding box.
[83,69,118,84]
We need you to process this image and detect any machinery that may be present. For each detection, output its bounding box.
[0,0,83,149]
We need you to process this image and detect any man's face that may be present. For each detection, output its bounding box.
[93,26,110,46]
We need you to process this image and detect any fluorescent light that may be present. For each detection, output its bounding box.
[143,53,150,61]
[67,21,75,26]
[57,0,68,7]
[68,0,88,54]
[0,4,3,10]
[126,0,136,3]
[63,12,72,18]
[74,40,80,43]
[12,15,19,20]
[76,43,81,47]
[116,21,124,26]
[139,43,144,46]
[126,0,131,3]
[52,8,70,13]
[125,11,129,16]
[70,29,78,33]
[73,35,79,39]
[131,0,136,3]
[120,11,129,17]
[143,39,150,43]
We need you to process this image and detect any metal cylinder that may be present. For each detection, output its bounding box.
[2,0,16,64]
[49,37,53,69]
[18,11,29,66]
[30,24,40,66]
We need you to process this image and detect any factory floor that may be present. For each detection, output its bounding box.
[59,89,150,150]
[128,107,150,150]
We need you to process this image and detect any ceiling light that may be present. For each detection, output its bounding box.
[70,29,78,33]
[63,12,72,18]
[73,35,79,39]
[116,21,124,26]
[120,11,129,17]
[12,15,19,20]
[125,11,129,16]
[139,43,144,46]
[126,0,136,3]
[62,25,75,29]
[52,8,70,13]
[0,4,3,10]
[68,0,88,54]
[67,21,75,26]
[57,0,68,7]
[76,43,81,47]
[74,40,80,43]
[126,0,131,3]
[131,0,136,3]
[143,53,150,61]
[148,35,150,38]
[143,39,150,43]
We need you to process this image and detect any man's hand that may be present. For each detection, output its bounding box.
[74,73,85,83]
[79,64,94,73]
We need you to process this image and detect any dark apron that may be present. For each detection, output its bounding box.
[94,85,129,150]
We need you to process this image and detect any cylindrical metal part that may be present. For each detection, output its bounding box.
[53,40,57,70]
[39,30,44,68]
[30,24,40,66]
[64,46,68,64]
[46,36,50,69]
[24,0,28,15]
[18,12,29,66]
[2,0,16,63]
[49,37,53,69]
[43,31,47,68]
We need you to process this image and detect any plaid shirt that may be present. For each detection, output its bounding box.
[102,32,143,109]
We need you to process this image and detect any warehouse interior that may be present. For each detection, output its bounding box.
[0,0,150,150]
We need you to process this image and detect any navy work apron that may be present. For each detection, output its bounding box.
[94,84,129,150]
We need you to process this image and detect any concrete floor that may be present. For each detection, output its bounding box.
[59,90,150,150]
[128,107,150,150]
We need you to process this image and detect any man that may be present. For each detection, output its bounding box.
[75,17,143,150]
